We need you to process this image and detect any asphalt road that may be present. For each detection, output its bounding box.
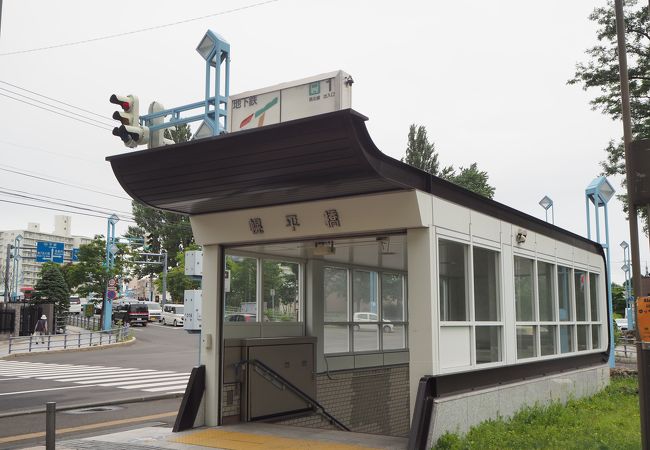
[0,322,199,449]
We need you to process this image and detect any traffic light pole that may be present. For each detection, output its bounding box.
[614,1,648,446]
[3,244,10,302]
[133,252,168,306]
[103,214,119,331]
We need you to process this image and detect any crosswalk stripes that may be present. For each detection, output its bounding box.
[0,360,190,394]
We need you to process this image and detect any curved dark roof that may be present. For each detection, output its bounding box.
[106,108,602,254]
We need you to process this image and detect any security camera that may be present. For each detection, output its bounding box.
[516,229,528,244]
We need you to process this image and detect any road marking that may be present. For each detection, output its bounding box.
[121,378,191,389]
[0,385,92,396]
[51,369,163,382]
[0,361,190,394]
[144,384,191,392]
[0,411,177,444]
[95,374,189,386]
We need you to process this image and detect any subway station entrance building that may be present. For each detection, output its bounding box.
[108,109,610,445]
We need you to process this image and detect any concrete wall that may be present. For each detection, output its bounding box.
[428,364,610,446]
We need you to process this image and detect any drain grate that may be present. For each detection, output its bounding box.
[64,406,124,414]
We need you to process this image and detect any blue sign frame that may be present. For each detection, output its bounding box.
[36,241,65,264]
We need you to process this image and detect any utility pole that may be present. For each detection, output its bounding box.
[614,1,649,447]
[3,244,11,302]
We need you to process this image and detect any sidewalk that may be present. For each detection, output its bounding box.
[22,422,408,450]
[0,326,132,358]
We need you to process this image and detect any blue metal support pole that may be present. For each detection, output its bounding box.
[103,215,118,331]
[603,200,615,368]
[586,197,591,240]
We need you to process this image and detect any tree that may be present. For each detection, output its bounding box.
[32,263,70,321]
[611,282,628,316]
[64,235,131,304]
[401,124,495,198]
[128,123,195,275]
[154,248,200,303]
[568,0,650,230]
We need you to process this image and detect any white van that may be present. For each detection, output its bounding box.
[161,304,184,326]
[145,302,162,322]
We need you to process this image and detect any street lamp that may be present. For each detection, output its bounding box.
[539,195,554,224]
[585,176,616,368]
[620,240,634,330]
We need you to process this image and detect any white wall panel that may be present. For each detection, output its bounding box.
[440,327,471,369]
[470,211,500,243]
[433,198,470,234]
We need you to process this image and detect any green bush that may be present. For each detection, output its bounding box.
[433,374,640,449]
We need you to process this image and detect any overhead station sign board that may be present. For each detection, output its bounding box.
[227,70,353,133]
[36,241,65,264]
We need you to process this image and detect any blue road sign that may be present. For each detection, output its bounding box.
[72,248,80,262]
[36,241,65,264]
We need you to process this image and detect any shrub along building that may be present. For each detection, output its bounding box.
[108,108,609,446]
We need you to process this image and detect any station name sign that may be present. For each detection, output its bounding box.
[227,70,353,133]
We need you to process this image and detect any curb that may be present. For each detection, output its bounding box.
[0,336,136,360]
[0,391,184,419]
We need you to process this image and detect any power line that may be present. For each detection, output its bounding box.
[0,0,279,57]
[0,189,136,219]
[0,139,102,166]
[0,186,134,216]
[0,164,131,201]
[0,91,112,131]
[0,198,136,223]
[0,81,113,124]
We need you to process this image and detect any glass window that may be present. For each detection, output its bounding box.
[382,273,404,322]
[353,324,378,352]
[575,270,588,322]
[540,325,557,356]
[475,326,502,364]
[262,260,299,322]
[538,261,555,321]
[353,270,377,319]
[592,325,601,349]
[514,257,535,321]
[577,324,589,351]
[383,324,406,350]
[560,325,574,353]
[324,267,348,322]
[439,240,468,321]
[558,266,572,321]
[589,274,599,321]
[517,325,537,359]
[474,247,500,321]
[225,255,258,319]
[324,325,348,353]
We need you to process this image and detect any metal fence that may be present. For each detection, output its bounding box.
[615,335,638,360]
[7,327,129,354]
[66,314,101,331]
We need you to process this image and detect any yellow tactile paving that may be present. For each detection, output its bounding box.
[171,429,377,450]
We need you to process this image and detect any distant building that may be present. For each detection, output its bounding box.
[0,215,93,298]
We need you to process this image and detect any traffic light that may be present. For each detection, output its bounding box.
[110,94,149,148]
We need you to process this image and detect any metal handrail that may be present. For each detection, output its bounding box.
[240,358,349,431]
[8,326,129,354]
[66,314,101,331]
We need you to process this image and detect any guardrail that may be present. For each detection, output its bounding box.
[7,327,129,354]
[66,314,101,331]
[615,335,637,360]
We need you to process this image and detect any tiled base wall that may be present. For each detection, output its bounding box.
[277,364,410,437]
[428,364,610,446]
[222,383,241,418]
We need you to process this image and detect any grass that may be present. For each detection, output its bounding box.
[434,374,640,450]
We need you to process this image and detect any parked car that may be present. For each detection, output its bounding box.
[161,304,184,327]
[615,318,628,331]
[68,296,82,315]
[225,313,256,322]
[145,302,162,322]
[112,303,149,326]
[353,312,393,332]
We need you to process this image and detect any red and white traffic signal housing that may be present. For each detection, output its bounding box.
[110,94,149,148]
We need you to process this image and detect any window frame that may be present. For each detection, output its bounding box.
[323,263,408,355]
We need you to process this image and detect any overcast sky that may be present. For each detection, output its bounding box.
[0,0,646,283]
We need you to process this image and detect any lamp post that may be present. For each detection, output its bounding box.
[621,241,635,330]
[539,195,554,224]
[585,176,615,368]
